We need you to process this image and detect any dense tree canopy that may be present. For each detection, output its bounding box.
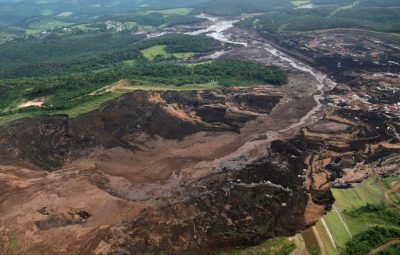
[0,59,287,115]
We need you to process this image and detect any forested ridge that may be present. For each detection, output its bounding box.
[239,0,400,33]
[0,60,287,116]
[0,33,221,78]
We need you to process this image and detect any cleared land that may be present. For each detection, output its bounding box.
[140,45,196,60]
[0,92,122,126]
[143,8,193,16]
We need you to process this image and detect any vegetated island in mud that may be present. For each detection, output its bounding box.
[0,15,400,255]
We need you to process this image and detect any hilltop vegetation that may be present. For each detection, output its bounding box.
[0,59,287,124]
[0,33,145,77]
[238,0,400,33]
[0,33,222,78]
[342,226,400,255]
[0,2,207,41]
[0,0,207,25]
[2,0,398,44]
[136,33,221,53]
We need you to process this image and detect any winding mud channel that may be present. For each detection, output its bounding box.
[188,14,337,169]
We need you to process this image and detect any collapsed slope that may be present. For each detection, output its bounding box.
[0,89,274,170]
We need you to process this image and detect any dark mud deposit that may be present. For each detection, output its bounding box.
[0,90,258,170]
[1,16,400,255]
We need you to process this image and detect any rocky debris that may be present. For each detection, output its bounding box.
[35,208,92,230]
[103,143,333,255]
[257,30,400,75]
[233,94,282,114]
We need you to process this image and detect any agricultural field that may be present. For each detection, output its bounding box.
[302,175,400,255]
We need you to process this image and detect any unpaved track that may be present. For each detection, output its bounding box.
[379,181,400,208]
[367,239,400,255]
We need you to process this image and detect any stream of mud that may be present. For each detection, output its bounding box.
[187,14,338,170]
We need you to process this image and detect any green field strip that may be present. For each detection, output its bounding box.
[332,176,386,211]
[316,221,339,255]
[324,211,351,250]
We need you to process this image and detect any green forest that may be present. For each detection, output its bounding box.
[238,0,400,33]
[0,59,287,123]
[0,33,222,78]
[136,33,221,53]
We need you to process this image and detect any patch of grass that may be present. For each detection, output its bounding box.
[123,59,137,66]
[141,45,169,60]
[332,175,386,211]
[331,176,390,236]
[172,52,196,58]
[324,211,351,249]
[40,9,53,16]
[144,8,193,16]
[220,237,296,255]
[57,12,74,17]
[140,45,196,60]
[315,221,338,255]
[291,0,311,7]
[25,29,41,35]
[0,93,122,125]
[56,92,122,118]
[70,24,93,31]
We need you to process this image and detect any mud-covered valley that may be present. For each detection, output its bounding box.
[0,15,400,255]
